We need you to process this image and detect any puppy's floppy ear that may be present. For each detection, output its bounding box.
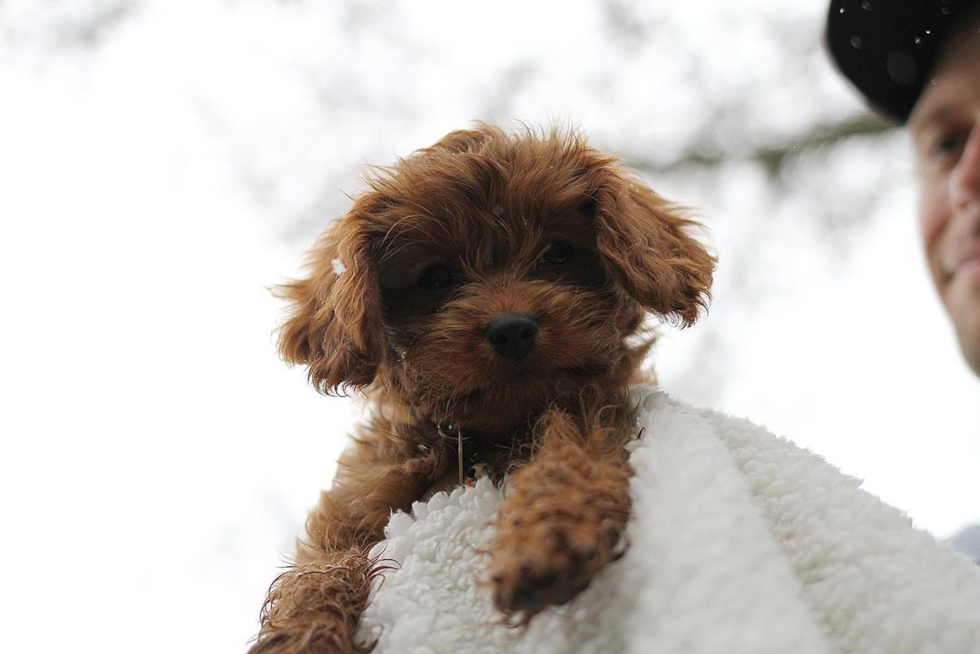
[590,169,715,327]
[276,194,385,394]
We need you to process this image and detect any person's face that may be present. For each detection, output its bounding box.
[909,17,980,376]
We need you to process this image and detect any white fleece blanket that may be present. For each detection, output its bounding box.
[356,387,980,654]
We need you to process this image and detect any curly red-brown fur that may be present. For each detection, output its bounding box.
[489,396,636,621]
[252,124,714,653]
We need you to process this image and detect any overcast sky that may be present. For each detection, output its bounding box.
[1,2,977,653]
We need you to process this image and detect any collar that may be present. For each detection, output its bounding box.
[435,421,502,488]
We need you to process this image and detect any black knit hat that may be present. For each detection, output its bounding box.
[826,0,980,123]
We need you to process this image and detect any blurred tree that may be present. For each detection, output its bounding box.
[0,0,139,51]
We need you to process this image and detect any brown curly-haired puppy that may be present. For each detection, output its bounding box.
[250,124,714,654]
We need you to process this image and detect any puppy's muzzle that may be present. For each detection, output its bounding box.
[486,313,538,361]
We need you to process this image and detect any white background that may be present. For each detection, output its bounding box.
[0,1,977,652]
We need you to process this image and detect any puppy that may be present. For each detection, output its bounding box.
[250,124,714,654]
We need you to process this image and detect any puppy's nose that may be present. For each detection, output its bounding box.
[486,313,538,361]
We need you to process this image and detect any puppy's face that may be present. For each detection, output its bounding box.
[375,198,627,430]
[278,126,714,432]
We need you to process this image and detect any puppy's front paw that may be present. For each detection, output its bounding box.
[250,553,375,654]
[248,630,360,654]
[489,504,624,621]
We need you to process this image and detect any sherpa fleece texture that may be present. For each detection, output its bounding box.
[356,387,980,654]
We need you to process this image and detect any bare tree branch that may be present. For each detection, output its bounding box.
[626,113,896,176]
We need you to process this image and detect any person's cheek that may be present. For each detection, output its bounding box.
[919,172,950,292]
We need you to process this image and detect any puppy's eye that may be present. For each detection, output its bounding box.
[418,265,456,290]
[539,241,575,267]
[581,196,599,218]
